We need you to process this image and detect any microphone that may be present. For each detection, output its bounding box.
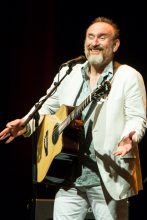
[60,55,86,68]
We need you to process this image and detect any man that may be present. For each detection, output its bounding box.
[0,17,146,219]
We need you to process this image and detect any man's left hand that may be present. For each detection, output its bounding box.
[112,131,136,156]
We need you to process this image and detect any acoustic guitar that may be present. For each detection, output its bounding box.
[36,81,111,182]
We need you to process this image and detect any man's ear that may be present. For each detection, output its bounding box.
[113,39,120,53]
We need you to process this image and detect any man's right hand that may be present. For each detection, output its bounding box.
[0,119,27,144]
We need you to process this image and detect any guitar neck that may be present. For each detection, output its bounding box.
[58,95,91,134]
[58,81,111,134]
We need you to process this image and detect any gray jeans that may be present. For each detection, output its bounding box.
[53,185,128,220]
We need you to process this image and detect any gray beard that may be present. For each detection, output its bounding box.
[88,54,104,66]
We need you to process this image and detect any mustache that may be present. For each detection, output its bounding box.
[89,45,104,51]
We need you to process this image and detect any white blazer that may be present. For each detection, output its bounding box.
[26,62,147,200]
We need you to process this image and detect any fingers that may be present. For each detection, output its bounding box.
[113,147,129,156]
[0,128,20,144]
[0,128,11,140]
[113,133,133,156]
[0,119,26,143]
[5,136,15,144]
[0,130,15,144]
[0,128,15,143]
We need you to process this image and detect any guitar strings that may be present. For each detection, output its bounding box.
[52,82,109,138]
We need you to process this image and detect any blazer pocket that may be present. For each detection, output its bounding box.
[118,155,135,174]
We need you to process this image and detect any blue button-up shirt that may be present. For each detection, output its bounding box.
[74,61,113,186]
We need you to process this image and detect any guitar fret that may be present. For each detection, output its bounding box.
[59,114,72,133]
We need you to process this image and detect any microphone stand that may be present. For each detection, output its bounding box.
[23,65,73,220]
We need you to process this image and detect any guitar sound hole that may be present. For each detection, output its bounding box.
[52,123,60,145]
[44,130,48,156]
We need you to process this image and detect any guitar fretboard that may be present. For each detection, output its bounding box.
[58,81,111,134]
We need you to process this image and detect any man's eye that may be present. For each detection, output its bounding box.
[99,36,106,40]
[88,34,94,39]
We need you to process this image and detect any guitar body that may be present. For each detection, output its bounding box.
[37,105,80,182]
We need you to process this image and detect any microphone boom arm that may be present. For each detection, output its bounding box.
[23,66,73,127]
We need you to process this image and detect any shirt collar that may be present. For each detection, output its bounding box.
[81,61,114,83]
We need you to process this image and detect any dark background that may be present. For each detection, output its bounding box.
[0,1,147,219]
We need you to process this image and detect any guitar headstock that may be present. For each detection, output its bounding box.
[92,81,111,101]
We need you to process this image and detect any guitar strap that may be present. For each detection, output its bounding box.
[73,81,84,106]
[82,60,121,124]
